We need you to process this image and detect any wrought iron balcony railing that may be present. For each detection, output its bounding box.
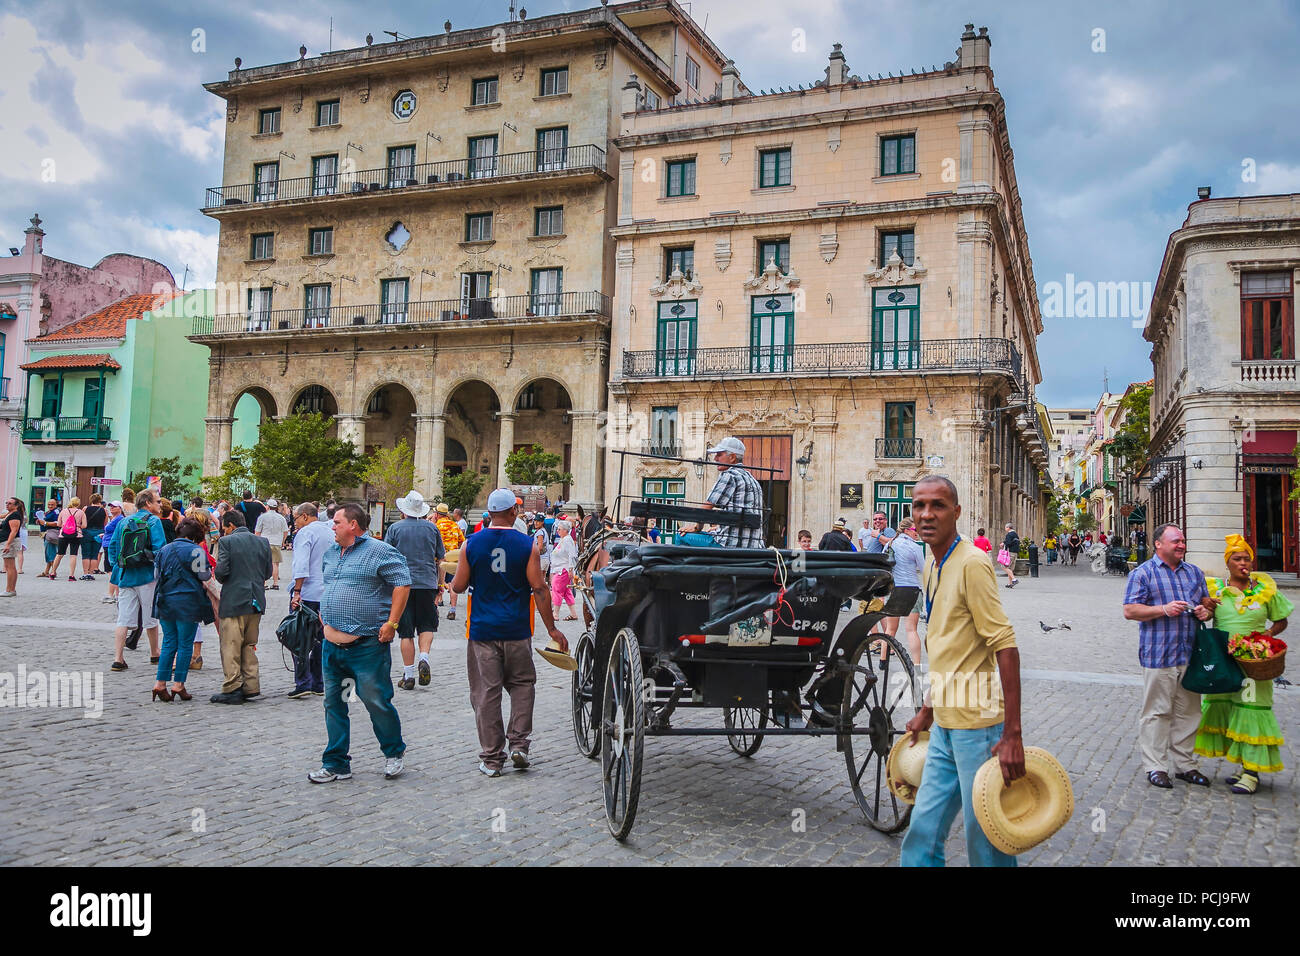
[22,416,113,443]
[876,437,923,459]
[620,337,1024,387]
[640,441,683,458]
[204,145,607,209]
[190,291,610,336]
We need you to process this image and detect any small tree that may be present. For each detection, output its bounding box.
[439,468,485,514]
[1109,383,1154,480]
[1075,511,1097,533]
[201,447,254,504]
[504,443,574,488]
[361,438,416,508]
[129,456,199,501]
[249,412,365,502]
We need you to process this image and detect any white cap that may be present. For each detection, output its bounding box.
[487,487,517,512]
[707,436,746,458]
[266,498,278,508]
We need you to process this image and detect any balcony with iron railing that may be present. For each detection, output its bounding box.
[875,437,923,459]
[203,145,608,211]
[22,416,113,443]
[640,440,683,458]
[620,337,1024,389]
[190,290,611,338]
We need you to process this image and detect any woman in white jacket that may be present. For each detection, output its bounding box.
[549,519,578,621]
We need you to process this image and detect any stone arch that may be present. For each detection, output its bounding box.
[361,381,418,455]
[508,372,577,413]
[443,379,504,507]
[228,385,277,420]
[229,385,278,451]
[508,376,574,501]
[289,382,340,418]
[436,374,503,417]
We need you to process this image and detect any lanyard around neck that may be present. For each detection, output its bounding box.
[924,535,961,620]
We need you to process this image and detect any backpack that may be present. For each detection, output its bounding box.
[62,510,79,535]
[119,514,155,569]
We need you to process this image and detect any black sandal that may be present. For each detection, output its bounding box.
[1147,770,1173,789]
[1175,769,1211,787]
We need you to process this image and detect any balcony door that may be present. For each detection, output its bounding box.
[655,300,697,376]
[303,284,331,328]
[750,294,794,373]
[882,401,916,458]
[536,127,568,171]
[387,146,416,187]
[254,162,279,202]
[530,268,562,316]
[247,288,272,332]
[312,154,339,196]
[41,378,61,419]
[82,377,103,421]
[381,278,409,324]
[460,272,492,320]
[871,285,920,370]
[649,406,678,456]
[468,135,498,179]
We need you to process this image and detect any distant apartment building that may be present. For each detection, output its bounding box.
[606,26,1050,542]
[0,215,176,501]
[1047,407,1091,487]
[192,0,727,511]
[1146,193,1300,574]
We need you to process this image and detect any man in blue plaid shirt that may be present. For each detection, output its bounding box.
[700,436,764,548]
[1122,523,1212,791]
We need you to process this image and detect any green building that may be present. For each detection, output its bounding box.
[16,290,214,511]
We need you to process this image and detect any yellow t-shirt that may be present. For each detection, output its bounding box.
[923,536,1018,729]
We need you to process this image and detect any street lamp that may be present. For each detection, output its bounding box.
[795,441,814,480]
[693,458,706,480]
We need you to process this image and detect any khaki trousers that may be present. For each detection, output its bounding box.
[219,613,262,694]
[1139,665,1201,774]
[466,639,536,770]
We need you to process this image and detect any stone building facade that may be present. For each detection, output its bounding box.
[193,1,727,511]
[606,27,1050,544]
[1146,193,1300,576]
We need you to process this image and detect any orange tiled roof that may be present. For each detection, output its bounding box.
[34,291,180,342]
[20,353,121,371]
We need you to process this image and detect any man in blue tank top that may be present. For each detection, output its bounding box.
[450,487,567,777]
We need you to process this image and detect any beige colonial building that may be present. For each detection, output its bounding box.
[606,27,1051,544]
[1146,192,1300,576]
[192,1,727,510]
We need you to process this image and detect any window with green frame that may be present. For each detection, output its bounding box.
[655,300,697,375]
[534,206,563,236]
[666,158,696,197]
[757,238,789,275]
[871,285,919,370]
[759,148,791,187]
[642,476,686,536]
[879,229,914,266]
[880,134,916,175]
[750,294,794,373]
[82,376,103,419]
[873,481,916,530]
[41,377,60,418]
[882,402,917,457]
[664,245,694,279]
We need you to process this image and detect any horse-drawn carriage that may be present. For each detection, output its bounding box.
[568,451,921,841]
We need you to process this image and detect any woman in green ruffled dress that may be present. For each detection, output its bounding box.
[1195,534,1291,794]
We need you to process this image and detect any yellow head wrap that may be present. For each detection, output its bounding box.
[1223,534,1254,566]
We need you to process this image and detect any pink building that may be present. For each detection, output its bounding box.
[0,214,176,502]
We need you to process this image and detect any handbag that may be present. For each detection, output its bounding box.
[275,603,321,671]
[1180,623,1245,695]
[996,547,1012,567]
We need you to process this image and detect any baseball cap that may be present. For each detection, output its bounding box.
[487,487,516,512]
[266,498,278,508]
[707,436,746,457]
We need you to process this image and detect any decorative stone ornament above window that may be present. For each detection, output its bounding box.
[744,258,801,294]
[864,249,927,285]
[386,222,412,252]
[649,267,703,299]
[392,90,417,120]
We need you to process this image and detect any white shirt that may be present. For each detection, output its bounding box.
[857,527,873,550]
[513,517,528,534]
[255,509,289,546]
[290,517,334,602]
[456,518,468,535]
[551,535,578,573]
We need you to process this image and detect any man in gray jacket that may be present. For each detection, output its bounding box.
[212,508,273,704]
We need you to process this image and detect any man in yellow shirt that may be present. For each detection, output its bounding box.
[433,502,466,617]
[900,475,1025,867]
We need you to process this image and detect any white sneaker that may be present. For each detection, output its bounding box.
[384,756,404,779]
[510,750,531,769]
[307,767,352,784]
[0,591,15,598]
[478,761,501,778]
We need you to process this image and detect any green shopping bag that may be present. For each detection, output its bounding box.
[1180,623,1245,694]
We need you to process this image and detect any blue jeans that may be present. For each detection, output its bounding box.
[156,619,198,684]
[322,637,405,773]
[899,722,1017,868]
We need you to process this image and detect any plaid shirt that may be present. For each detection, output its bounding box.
[705,465,764,548]
[321,535,412,637]
[1122,556,1208,668]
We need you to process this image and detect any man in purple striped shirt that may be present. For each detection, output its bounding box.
[1122,524,1212,790]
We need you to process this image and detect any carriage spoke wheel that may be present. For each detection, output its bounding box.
[601,628,645,841]
[571,632,600,758]
[841,632,919,833]
[723,703,769,757]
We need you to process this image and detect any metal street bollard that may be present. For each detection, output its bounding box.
[1028,543,1039,578]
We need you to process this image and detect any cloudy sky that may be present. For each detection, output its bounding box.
[2,0,1298,407]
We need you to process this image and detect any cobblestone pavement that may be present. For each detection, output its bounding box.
[0,559,1295,866]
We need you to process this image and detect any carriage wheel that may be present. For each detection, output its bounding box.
[723,704,769,757]
[601,627,646,841]
[571,632,600,759]
[840,632,919,833]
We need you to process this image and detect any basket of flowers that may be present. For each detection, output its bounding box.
[1228,631,1287,681]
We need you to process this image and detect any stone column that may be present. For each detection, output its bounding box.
[203,417,230,476]
[413,414,434,492]
[808,421,838,537]
[216,417,234,467]
[568,410,602,510]
[337,416,366,455]
[496,413,516,490]
[429,414,447,497]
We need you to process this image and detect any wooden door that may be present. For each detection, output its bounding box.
[1285,474,1298,573]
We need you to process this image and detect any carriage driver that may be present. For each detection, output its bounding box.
[693,436,765,548]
